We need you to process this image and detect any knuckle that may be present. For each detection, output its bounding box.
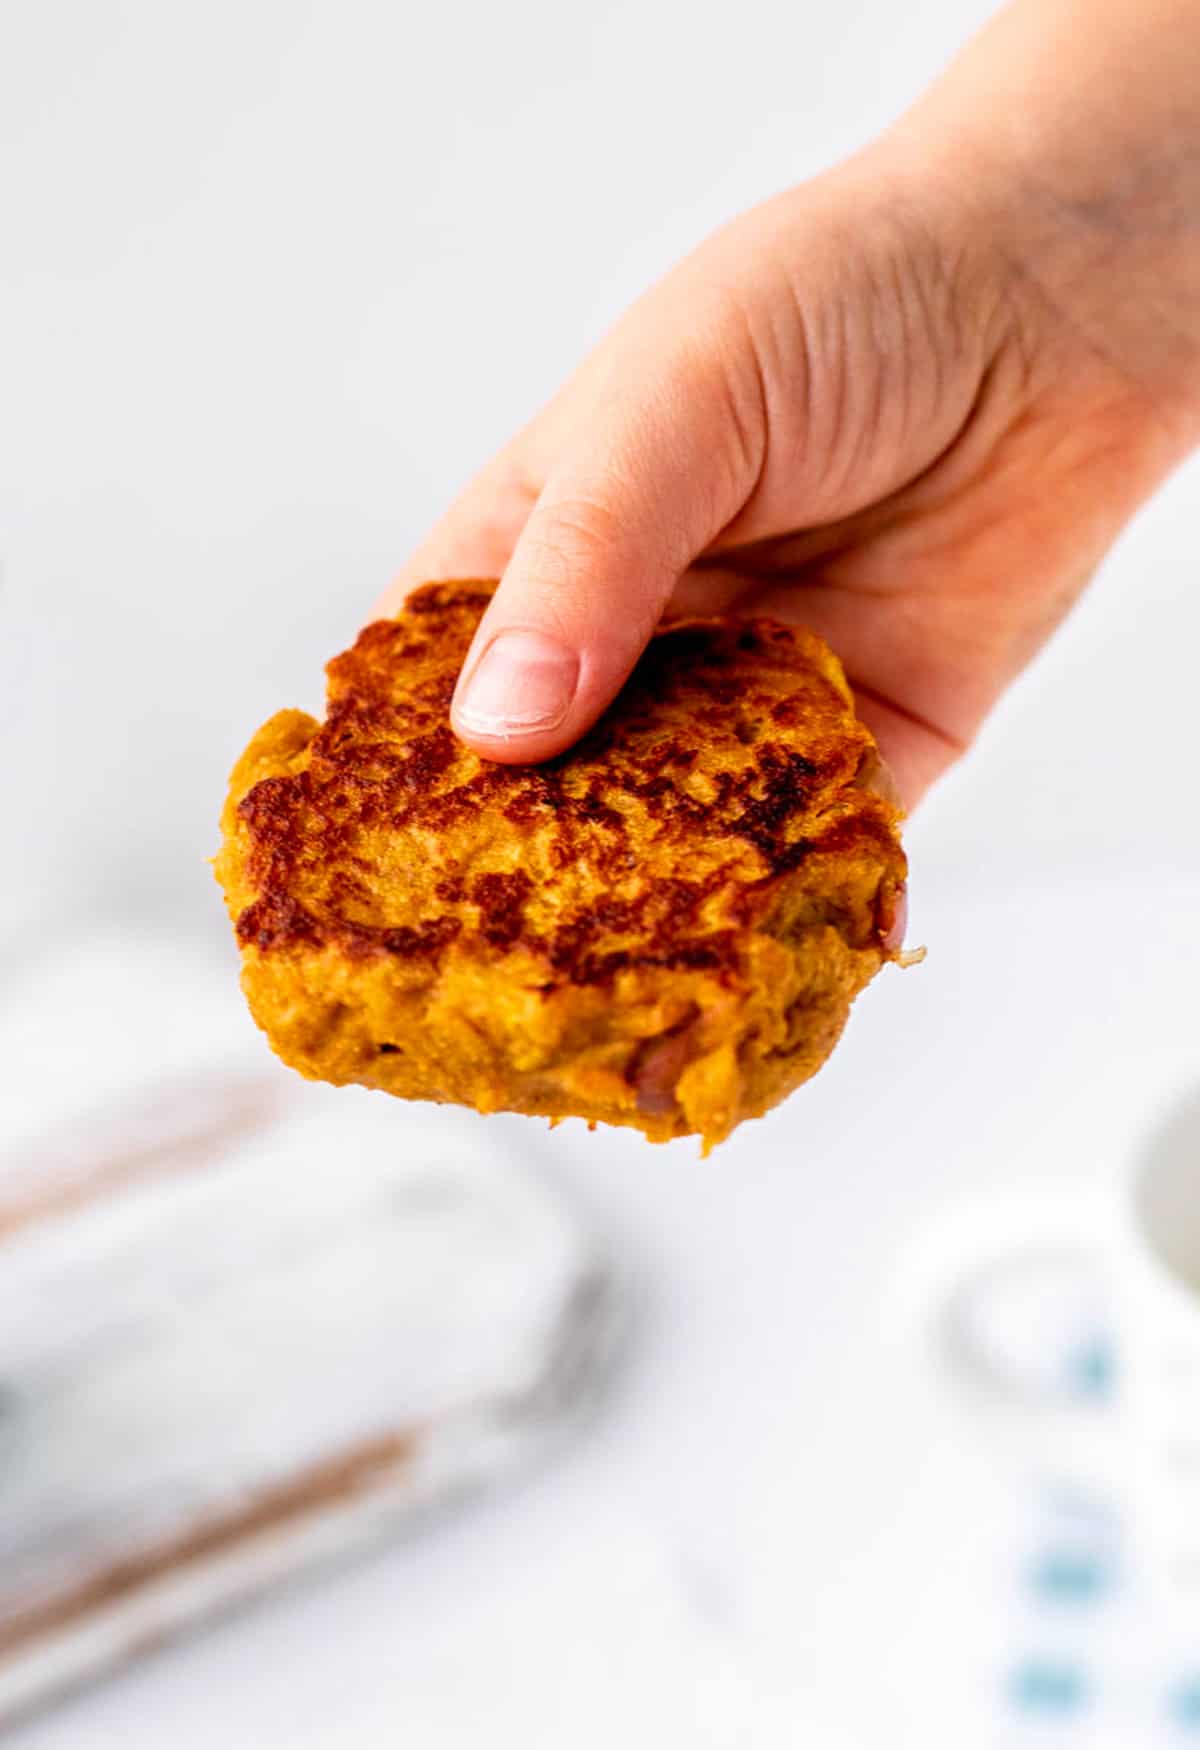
[523,491,636,588]
[512,492,661,644]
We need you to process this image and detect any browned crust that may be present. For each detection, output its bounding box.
[221,582,903,985]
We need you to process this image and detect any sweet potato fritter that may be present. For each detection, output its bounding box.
[215,582,915,1149]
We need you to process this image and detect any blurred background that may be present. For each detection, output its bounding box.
[2,1,1199,1744]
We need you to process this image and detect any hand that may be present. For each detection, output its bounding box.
[377,0,1200,806]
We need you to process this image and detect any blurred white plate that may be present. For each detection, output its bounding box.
[0,929,626,1725]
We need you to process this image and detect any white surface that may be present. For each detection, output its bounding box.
[2,0,1199,1743]
[0,883,1194,1748]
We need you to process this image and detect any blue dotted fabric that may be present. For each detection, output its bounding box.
[995,1482,1199,1742]
[1168,1678,1200,1733]
[1007,1657,1091,1717]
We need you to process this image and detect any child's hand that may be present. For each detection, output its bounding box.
[377,0,1200,804]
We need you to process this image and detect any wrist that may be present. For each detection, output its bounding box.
[895,0,1200,451]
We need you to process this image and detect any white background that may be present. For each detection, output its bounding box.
[2,1,1198,1744]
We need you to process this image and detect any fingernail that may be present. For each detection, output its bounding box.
[456,629,578,739]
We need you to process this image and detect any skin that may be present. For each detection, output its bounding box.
[376,0,1200,806]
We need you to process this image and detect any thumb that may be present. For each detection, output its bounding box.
[450,317,763,761]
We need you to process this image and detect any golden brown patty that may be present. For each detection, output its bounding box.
[215,582,913,1149]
